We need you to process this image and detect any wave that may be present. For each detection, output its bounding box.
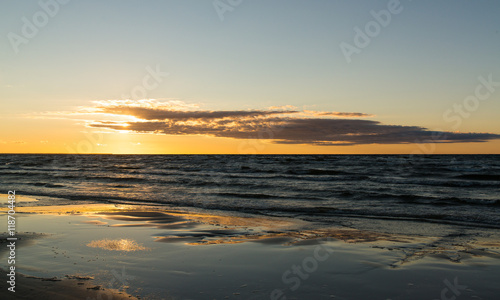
[214,192,323,201]
[372,177,499,188]
[32,182,66,188]
[454,174,500,181]
[3,154,500,230]
[286,168,352,176]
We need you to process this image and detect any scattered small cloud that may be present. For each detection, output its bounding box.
[0,140,27,145]
[303,110,375,118]
[268,105,298,111]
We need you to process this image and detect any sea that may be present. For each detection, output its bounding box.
[1,154,499,230]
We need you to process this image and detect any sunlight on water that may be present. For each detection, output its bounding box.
[86,238,148,251]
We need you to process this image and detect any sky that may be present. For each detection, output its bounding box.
[1,0,499,154]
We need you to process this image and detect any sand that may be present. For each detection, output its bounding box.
[0,272,137,300]
[1,202,500,299]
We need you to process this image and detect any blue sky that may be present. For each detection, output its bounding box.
[1,0,499,153]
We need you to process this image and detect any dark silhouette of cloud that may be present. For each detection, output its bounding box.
[306,111,374,118]
[88,105,500,145]
[98,106,296,120]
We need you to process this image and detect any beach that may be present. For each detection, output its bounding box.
[2,197,500,299]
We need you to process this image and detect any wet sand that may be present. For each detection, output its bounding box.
[0,271,137,300]
[1,201,500,299]
[0,230,138,300]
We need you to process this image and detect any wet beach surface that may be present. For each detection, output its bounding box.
[1,202,500,299]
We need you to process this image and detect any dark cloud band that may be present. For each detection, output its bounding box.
[89,106,500,145]
[98,106,296,120]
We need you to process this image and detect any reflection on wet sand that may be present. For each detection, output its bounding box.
[3,203,500,267]
[87,206,500,266]
[86,239,148,251]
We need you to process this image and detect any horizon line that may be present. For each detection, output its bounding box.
[1,153,499,156]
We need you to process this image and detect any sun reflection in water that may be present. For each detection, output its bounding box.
[86,239,148,251]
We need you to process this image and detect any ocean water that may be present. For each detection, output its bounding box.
[1,154,499,228]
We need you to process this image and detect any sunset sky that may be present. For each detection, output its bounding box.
[1,0,499,154]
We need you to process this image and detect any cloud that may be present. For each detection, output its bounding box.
[303,110,375,118]
[1,140,27,144]
[271,119,499,145]
[53,100,500,146]
[268,105,298,110]
[90,118,500,146]
[97,106,296,121]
